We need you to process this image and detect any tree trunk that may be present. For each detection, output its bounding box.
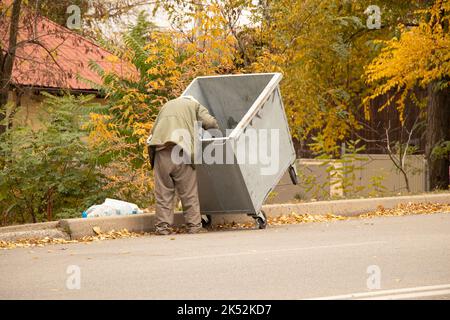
[425,82,450,190]
[46,188,54,222]
[0,0,22,135]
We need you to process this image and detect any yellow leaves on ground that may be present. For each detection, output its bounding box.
[359,202,450,218]
[269,213,346,226]
[271,202,450,226]
[0,229,145,250]
[84,228,143,241]
[0,237,78,250]
[213,202,450,230]
[92,226,102,235]
[1,202,449,250]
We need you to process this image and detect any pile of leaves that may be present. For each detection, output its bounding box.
[269,213,347,226]
[0,237,77,250]
[0,228,145,250]
[214,202,450,229]
[267,202,450,226]
[1,202,449,250]
[359,202,450,219]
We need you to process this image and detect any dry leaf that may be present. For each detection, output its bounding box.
[1,202,449,250]
[92,226,102,235]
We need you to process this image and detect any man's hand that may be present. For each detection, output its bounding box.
[197,105,219,130]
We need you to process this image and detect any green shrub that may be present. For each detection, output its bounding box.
[0,93,111,225]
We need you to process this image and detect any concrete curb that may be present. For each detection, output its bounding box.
[0,221,59,233]
[0,221,67,241]
[1,193,449,240]
[264,193,450,217]
[0,229,69,241]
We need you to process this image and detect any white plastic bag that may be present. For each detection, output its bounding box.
[82,199,143,218]
[104,198,142,215]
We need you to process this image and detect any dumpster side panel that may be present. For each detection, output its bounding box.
[235,88,296,212]
[197,140,254,214]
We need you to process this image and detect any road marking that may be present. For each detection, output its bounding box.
[170,241,386,261]
[360,289,450,300]
[308,284,450,300]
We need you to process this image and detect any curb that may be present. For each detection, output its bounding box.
[1,193,449,241]
[264,193,450,217]
[0,229,69,241]
[0,221,68,242]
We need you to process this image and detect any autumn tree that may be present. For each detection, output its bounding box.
[28,0,154,41]
[0,0,22,134]
[87,3,241,206]
[152,0,251,70]
[248,0,429,157]
[364,0,450,190]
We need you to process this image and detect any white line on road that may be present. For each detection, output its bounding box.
[360,289,450,300]
[308,284,450,300]
[170,241,386,261]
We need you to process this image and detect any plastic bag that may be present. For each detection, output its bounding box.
[82,199,143,218]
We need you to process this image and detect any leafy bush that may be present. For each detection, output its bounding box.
[0,93,110,225]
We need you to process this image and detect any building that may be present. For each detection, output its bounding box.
[0,1,136,127]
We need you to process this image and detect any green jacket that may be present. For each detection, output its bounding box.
[147,96,218,166]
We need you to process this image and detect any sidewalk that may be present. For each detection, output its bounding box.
[1,193,449,241]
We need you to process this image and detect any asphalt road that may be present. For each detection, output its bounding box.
[1,213,450,300]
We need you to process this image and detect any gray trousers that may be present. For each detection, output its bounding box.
[154,146,202,231]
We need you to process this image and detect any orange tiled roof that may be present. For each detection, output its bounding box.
[0,2,137,91]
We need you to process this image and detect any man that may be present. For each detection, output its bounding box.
[148,96,219,235]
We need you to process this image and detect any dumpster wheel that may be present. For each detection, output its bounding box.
[255,211,268,230]
[201,215,212,229]
[289,165,299,185]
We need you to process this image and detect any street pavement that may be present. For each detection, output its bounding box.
[1,213,450,300]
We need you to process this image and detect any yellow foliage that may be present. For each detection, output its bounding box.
[249,0,365,155]
[364,0,450,122]
[87,2,239,206]
[88,113,117,146]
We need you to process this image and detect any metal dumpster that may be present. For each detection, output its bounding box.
[182,73,298,229]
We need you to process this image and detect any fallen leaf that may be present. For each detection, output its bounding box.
[0,202,448,250]
[93,226,102,235]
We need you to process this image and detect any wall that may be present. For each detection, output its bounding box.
[7,89,105,129]
[267,155,427,204]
